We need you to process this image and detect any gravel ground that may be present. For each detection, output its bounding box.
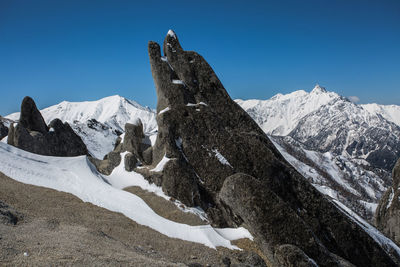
[0,172,266,266]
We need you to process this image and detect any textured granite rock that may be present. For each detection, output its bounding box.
[144,30,399,266]
[7,97,87,157]
[0,119,8,140]
[89,151,121,176]
[123,121,150,162]
[124,152,138,172]
[19,96,48,134]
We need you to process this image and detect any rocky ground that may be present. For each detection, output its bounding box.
[0,172,265,266]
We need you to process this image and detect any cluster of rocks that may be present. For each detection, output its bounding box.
[7,96,88,157]
[131,30,400,266]
[89,119,151,175]
[376,158,400,246]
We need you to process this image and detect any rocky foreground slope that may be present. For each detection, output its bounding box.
[0,172,264,266]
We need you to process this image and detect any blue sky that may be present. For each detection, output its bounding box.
[0,0,399,114]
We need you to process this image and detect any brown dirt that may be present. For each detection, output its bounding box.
[124,186,207,226]
[0,172,264,266]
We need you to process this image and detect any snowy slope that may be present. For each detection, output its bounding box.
[362,103,400,127]
[0,142,252,249]
[237,85,400,171]
[289,95,400,171]
[237,85,400,220]
[235,85,340,135]
[271,136,387,219]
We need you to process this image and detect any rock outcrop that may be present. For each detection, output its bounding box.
[376,158,400,245]
[142,30,399,266]
[89,120,150,175]
[0,118,8,140]
[7,96,88,157]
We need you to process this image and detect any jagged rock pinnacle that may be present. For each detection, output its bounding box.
[19,96,48,134]
[146,31,399,266]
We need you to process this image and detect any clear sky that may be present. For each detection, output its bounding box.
[0,0,399,115]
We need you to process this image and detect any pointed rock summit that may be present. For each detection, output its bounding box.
[142,31,399,266]
[8,97,88,157]
[19,96,48,134]
[311,84,327,93]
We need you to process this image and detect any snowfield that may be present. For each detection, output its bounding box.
[0,142,252,249]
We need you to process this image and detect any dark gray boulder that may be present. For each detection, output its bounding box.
[376,158,400,246]
[7,97,88,157]
[19,96,48,134]
[124,152,137,172]
[0,118,8,140]
[123,120,150,162]
[89,151,121,175]
[143,30,399,266]
[46,119,88,156]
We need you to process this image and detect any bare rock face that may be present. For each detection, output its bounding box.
[89,151,122,175]
[90,121,150,175]
[0,119,8,140]
[376,158,400,245]
[145,30,399,266]
[19,96,48,134]
[123,120,151,162]
[7,97,88,157]
[124,152,137,172]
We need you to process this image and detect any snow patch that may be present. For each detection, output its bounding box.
[1,136,7,143]
[150,154,171,172]
[212,149,232,168]
[158,107,170,115]
[167,29,176,39]
[387,188,394,210]
[0,142,252,249]
[172,79,184,85]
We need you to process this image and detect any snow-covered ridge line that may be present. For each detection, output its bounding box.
[235,85,342,136]
[0,142,252,249]
[6,95,157,134]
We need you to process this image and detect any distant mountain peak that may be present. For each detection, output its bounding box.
[311,84,327,93]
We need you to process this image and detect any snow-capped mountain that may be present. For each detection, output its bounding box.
[235,85,340,136]
[362,103,400,127]
[237,85,400,171]
[6,95,157,159]
[7,95,157,133]
[237,85,400,220]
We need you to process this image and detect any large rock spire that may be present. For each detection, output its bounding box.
[144,30,400,266]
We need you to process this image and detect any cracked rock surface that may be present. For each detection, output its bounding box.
[144,30,399,266]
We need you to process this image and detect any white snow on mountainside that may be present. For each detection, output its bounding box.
[7,95,157,133]
[362,103,400,127]
[0,142,252,249]
[235,85,340,136]
[7,95,157,159]
[237,85,400,220]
